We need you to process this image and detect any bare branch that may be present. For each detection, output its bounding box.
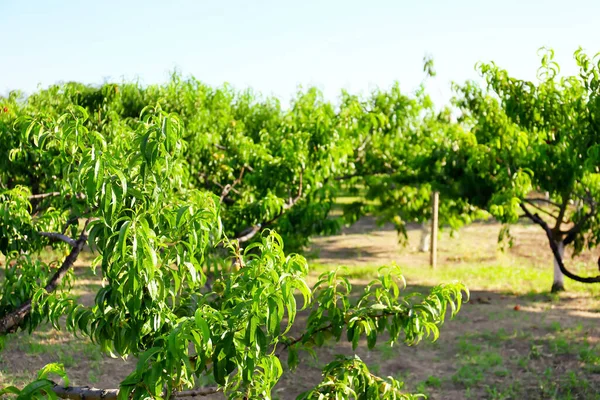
[519,203,600,284]
[51,384,219,399]
[38,232,77,247]
[0,219,91,335]
[28,192,60,200]
[29,192,86,201]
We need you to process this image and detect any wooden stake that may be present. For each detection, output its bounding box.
[430,191,439,268]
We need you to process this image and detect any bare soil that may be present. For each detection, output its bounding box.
[2,219,600,399]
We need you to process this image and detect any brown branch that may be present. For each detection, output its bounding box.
[519,203,600,284]
[29,192,61,200]
[51,384,219,399]
[29,192,86,201]
[554,193,571,232]
[282,323,333,352]
[525,197,561,208]
[38,232,77,247]
[522,198,559,220]
[235,170,304,243]
[0,220,91,335]
[220,167,245,203]
[563,197,596,245]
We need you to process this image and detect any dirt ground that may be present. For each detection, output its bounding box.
[2,219,600,399]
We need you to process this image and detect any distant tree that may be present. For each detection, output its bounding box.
[451,48,600,292]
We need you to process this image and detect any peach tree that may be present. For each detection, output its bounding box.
[450,48,600,292]
[0,108,467,399]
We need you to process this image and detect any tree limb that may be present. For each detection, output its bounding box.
[28,192,86,201]
[522,198,559,220]
[220,167,245,203]
[51,384,219,399]
[563,198,595,245]
[38,232,77,247]
[554,192,571,232]
[519,203,600,284]
[235,170,303,243]
[524,197,561,208]
[0,220,91,335]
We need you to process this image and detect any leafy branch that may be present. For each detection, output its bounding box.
[0,220,90,335]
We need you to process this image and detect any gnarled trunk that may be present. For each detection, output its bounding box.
[551,240,565,292]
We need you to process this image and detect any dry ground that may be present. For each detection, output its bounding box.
[2,219,600,399]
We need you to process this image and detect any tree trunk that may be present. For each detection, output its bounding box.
[551,240,565,292]
[419,221,430,252]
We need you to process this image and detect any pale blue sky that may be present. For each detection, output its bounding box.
[1,0,598,106]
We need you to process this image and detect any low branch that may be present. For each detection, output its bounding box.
[0,220,90,334]
[520,203,600,284]
[235,170,303,243]
[51,384,219,399]
[38,232,77,247]
[29,192,86,201]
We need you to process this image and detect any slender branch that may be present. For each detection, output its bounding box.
[28,192,86,201]
[334,171,391,181]
[29,192,60,200]
[61,215,81,235]
[519,203,600,284]
[554,192,571,232]
[0,220,91,334]
[563,197,596,245]
[220,167,245,203]
[525,197,561,208]
[522,199,559,220]
[282,323,333,352]
[235,170,304,243]
[281,310,405,354]
[51,384,219,399]
[38,232,77,247]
